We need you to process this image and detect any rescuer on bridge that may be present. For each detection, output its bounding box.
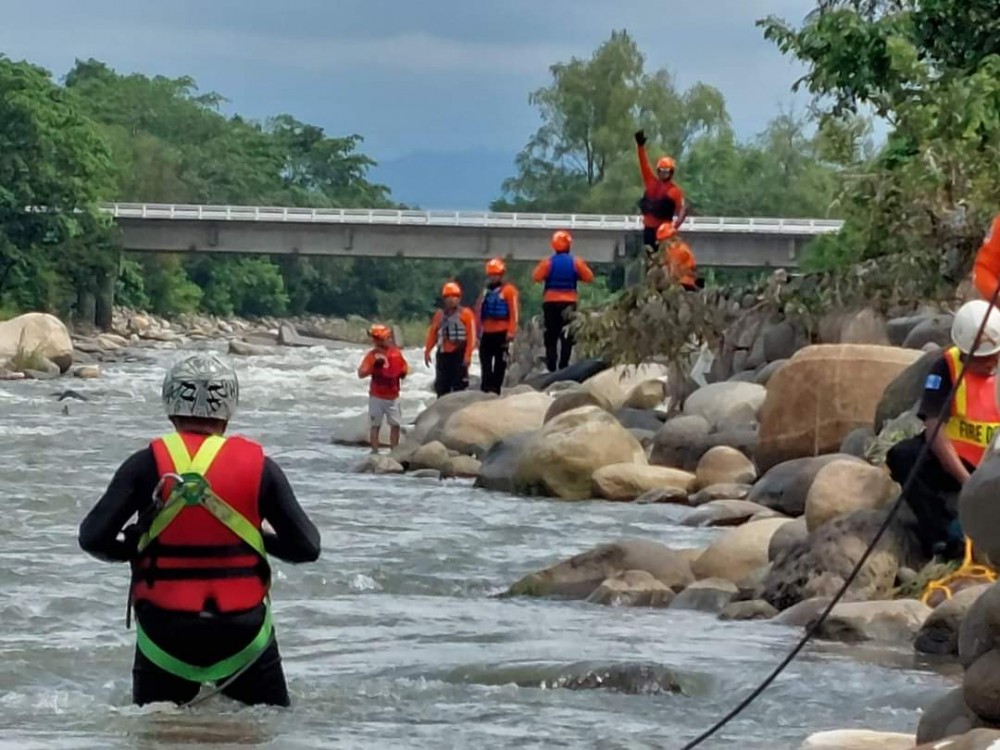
[533,230,595,372]
[425,282,477,397]
[886,301,1000,560]
[655,223,700,291]
[476,258,520,394]
[635,129,687,248]
[79,353,321,706]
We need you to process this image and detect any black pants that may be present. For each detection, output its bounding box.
[543,302,576,373]
[886,434,966,559]
[479,332,508,394]
[435,350,468,397]
[642,226,658,248]
[132,602,289,707]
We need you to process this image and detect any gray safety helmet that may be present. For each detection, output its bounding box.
[162,353,239,421]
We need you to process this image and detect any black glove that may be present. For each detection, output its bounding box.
[634,129,646,146]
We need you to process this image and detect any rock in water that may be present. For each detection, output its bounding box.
[513,406,646,500]
[411,391,497,445]
[695,446,757,489]
[756,344,921,471]
[682,500,777,528]
[591,464,696,502]
[410,441,452,472]
[0,313,74,372]
[438,391,552,455]
[442,455,482,479]
[691,518,793,584]
[474,431,536,494]
[915,584,991,656]
[669,578,737,613]
[719,599,779,621]
[916,689,993,744]
[586,570,675,608]
[354,455,405,475]
[528,663,682,695]
[800,730,915,750]
[810,600,931,643]
[505,539,694,599]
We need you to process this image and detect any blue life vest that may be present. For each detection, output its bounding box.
[544,253,578,292]
[481,285,510,321]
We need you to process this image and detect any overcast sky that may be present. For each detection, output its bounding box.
[2,1,817,207]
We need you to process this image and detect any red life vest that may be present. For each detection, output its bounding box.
[944,347,1000,468]
[132,432,267,613]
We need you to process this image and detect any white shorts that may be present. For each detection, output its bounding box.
[368,396,401,428]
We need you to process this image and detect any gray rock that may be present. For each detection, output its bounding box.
[408,469,442,480]
[354,454,405,475]
[840,427,876,459]
[669,578,738,613]
[916,688,991,744]
[614,408,665,433]
[916,585,992,656]
[902,315,954,350]
[768,516,809,562]
[762,320,799,363]
[688,483,752,506]
[474,431,536,494]
[650,415,711,469]
[719,599,778,621]
[682,500,778,528]
[960,453,1000,565]
[958,582,1000,668]
[874,348,940,432]
[773,597,833,627]
[887,315,929,347]
[748,454,866,516]
[753,359,787,386]
[633,487,689,504]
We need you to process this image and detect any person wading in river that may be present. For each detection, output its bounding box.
[357,324,409,452]
[532,230,595,373]
[476,258,519,394]
[79,353,320,707]
[424,281,476,397]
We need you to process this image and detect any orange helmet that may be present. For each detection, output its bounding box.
[551,230,572,253]
[485,258,506,276]
[656,156,676,172]
[441,281,462,298]
[656,223,677,242]
[369,323,391,341]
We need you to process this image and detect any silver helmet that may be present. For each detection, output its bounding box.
[162,353,239,421]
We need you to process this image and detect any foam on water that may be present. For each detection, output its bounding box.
[0,342,951,748]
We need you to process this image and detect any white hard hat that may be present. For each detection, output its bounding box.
[951,300,1000,356]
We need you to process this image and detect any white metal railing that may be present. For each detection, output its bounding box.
[101,203,844,235]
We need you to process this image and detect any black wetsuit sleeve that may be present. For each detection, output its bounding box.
[79,448,159,563]
[917,357,954,420]
[259,457,321,563]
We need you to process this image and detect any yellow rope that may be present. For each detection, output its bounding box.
[920,538,997,606]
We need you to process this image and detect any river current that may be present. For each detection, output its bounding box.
[0,342,953,749]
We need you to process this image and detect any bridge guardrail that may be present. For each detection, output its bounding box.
[103,203,843,235]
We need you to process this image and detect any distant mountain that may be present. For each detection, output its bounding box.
[371,149,516,211]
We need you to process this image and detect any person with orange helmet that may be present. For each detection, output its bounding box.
[656,223,699,291]
[635,130,687,248]
[476,258,520,394]
[357,324,409,452]
[973,214,1000,300]
[532,230,595,372]
[424,281,477,397]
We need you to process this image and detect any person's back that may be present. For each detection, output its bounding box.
[79,352,320,707]
[532,231,594,371]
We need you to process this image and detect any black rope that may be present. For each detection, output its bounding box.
[681,283,1000,750]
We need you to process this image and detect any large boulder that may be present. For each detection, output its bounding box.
[695,446,758,489]
[903,314,954,350]
[756,344,922,471]
[331,411,395,446]
[622,379,668,410]
[0,313,73,372]
[412,391,497,445]
[748,454,866,517]
[442,455,482,479]
[474,431,536,494]
[410,441,452,472]
[967,651,1000,725]
[683,382,766,430]
[438,391,552,455]
[803,460,899,532]
[917,689,992,745]
[760,509,920,611]
[650,415,712,469]
[874,348,941,432]
[614,408,664,433]
[591,464,696,502]
[506,539,694,598]
[691,518,793,584]
[916,729,1000,749]
[514,407,646,500]
[583,364,670,410]
[544,389,612,423]
[960,452,1000,564]
[810,599,931,643]
[585,570,675,608]
[959,583,1000,668]
[228,339,276,357]
[768,517,809,562]
[916,584,991,656]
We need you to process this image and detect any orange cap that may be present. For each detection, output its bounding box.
[485,258,506,276]
[369,323,391,341]
[551,230,572,253]
[656,223,677,242]
[441,281,462,298]
[656,156,676,171]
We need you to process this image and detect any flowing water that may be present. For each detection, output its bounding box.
[0,343,954,749]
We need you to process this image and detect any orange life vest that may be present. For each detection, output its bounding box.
[944,347,1000,468]
[132,432,268,613]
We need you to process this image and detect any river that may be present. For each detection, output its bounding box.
[0,342,954,749]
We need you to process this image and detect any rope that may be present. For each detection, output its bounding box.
[680,282,1000,749]
[180,632,275,709]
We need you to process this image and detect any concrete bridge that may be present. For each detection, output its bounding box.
[103,203,844,269]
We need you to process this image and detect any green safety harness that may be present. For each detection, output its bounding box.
[131,433,273,685]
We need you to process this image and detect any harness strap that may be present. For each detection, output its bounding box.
[135,600,273,683]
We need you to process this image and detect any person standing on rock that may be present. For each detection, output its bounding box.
[424,282,476,397]
[358,324,409,452]
[78,353,320,706]
[533,230,595,373]
[886,300,1000,559]
[476,258,520,394]
[635,129,687,249]
[655,223,700,291]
